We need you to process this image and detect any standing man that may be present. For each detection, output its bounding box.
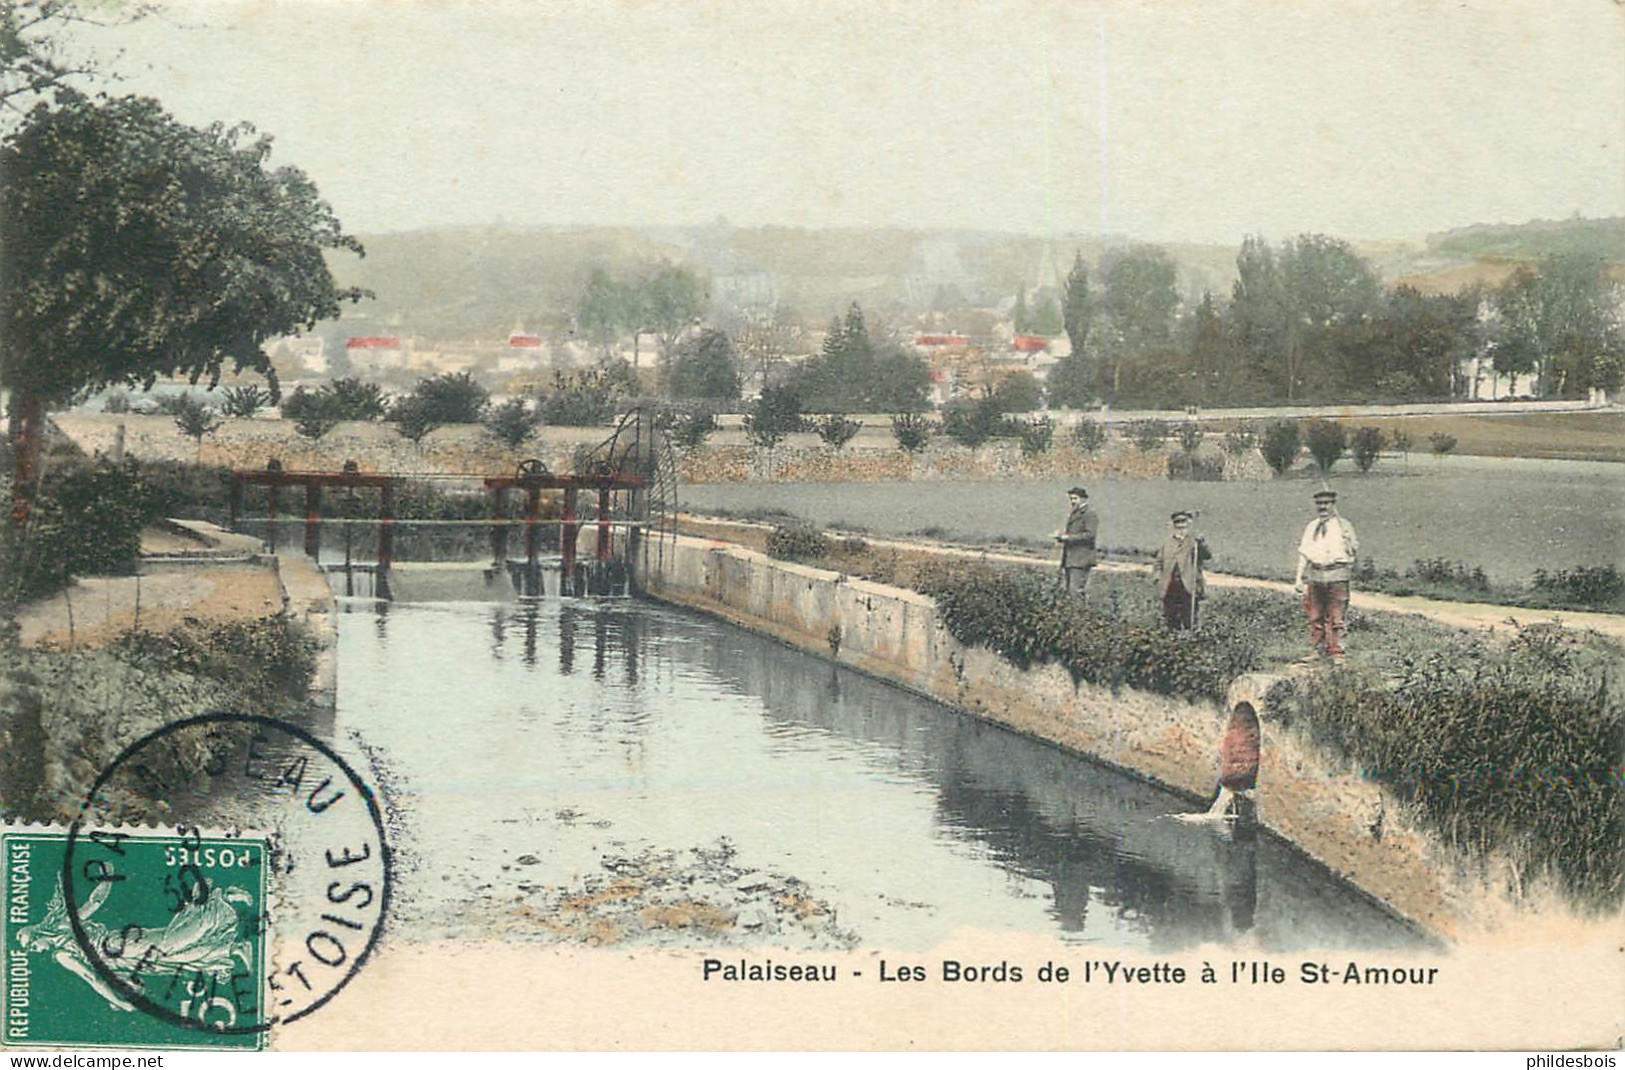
[1293,488,1359,661]
[1154,510,1212,629]
[1055,486,1099,601]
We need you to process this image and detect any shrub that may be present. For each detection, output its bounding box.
[1175,422,1204,454]
[112,614,317,710]
[941,396,1007,448]
[171,394,222,456]
[664,409,718,450]
[1221,423,1258,456]
[1533,565,1625,611]
[918,564,1258,704]
[1277,633,1623,907]
[1166,451,1226,481]
[1406,558,1491,593]
[1018,416,1055,457]
[1391,429,1413,458]
[1303,418,1346,473]
[1259,420,1302,475]
[391,371,490,441]
[812,413,863,450]
[1428,432,1458,457]
[891,412,933,454]
[280,386,339,439]
[1070,417,1106,454]
[765,524,830,562]
[1,461,157,602]
[744,386,805,448]
[103,390,131,414]
[1127,419,1170,453]
[484,397,538,449]
[536,368,625,426]
[1351,426,1385,472]
[220,384,271,418]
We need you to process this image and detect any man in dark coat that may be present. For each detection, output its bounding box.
[1054,486,1099,601]
[1154,509,1212,629]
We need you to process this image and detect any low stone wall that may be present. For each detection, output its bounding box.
[644,533,1467,939]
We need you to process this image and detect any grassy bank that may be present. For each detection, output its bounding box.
[763,523,1625,911]
[0,614,316,821]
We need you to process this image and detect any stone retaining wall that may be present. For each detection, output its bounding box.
[644,533,1468,939]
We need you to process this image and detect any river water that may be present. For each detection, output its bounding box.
[327,586,1426,953]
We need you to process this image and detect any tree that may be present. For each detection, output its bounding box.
[1277,234,1382,400]
[730,305,802,394]
[811,413,862,450]
[1,95,366,518]
[793,303,929,413]
[535,367,627,426]
[484,397,537,450]
[1303,418,1346,473]
[743,385,803,448]
[668,328,740,400]
[317,377,387,421]
[1493,253,1623,397]
[1351,426,1385,472]
[171,394,221,461]
[640,264,707,370]
[1259,420,1302,476]
[0,0,150,121]
[891,412,932,454]
[389,371,489,442]
[1062,252,1092,364]
[993,370,1042,413]
[577,267,631,359]
[220,384,271,418]
[281,386,338,439]
[1100,245,1179,401]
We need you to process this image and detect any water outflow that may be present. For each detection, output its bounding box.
[327,594,1428,952]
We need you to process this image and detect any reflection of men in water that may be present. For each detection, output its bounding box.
[1154,510,1211,630]
[19,878,255,1018]
[1293,488,1358,662]
[1054,487,1099,601]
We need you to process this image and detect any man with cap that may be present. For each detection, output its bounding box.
[1054,486,1099,601]
[1293,488,1359,661]
[1154,510,1212,629]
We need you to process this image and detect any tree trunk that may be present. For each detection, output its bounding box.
[8,391,45,525]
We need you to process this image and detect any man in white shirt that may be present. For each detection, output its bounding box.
[1293,488,1358,661]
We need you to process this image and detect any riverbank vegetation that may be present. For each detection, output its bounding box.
[760,521,1624,910]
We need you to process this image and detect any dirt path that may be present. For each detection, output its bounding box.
[680,514,1625,644]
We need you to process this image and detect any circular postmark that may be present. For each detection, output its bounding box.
[61,712,392,1036]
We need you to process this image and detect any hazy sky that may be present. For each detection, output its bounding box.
[77,0,1625,245]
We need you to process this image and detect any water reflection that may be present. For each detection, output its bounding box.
[330,596,1424,951]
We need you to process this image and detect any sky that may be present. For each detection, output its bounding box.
[73,0,1625,246]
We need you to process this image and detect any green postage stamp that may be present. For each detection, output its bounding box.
[3,826,269,1051]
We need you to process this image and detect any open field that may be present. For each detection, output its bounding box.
[681,454,1625,589]
[1318,411,1625,463]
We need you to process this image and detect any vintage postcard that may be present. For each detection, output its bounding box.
[0,0,1621,1053]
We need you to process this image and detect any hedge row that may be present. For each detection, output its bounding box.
[1274,629,1623,908]
[916,563,1259,704]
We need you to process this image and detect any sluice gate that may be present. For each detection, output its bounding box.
[226,410,677,601]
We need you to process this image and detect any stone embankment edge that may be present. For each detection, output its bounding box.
[643,532,1464,941]
[271,554,338,709]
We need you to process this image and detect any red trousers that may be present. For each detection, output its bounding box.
[1303,581,1349,656]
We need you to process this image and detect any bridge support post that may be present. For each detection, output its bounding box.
[490,486,510,567]
[303,484,321,560]
[378,481,395,571]
[561,487,579,596]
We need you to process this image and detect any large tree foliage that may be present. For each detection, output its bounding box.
[791,303,928,413]
[1098,244,1179,401]
[1492,253,1623,396]
[667,327,740,400]
[1,95,366,405]
[0,0,147,121]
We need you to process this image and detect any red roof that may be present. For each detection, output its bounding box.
[508,334,543,348]
[1011,335,1050,353]
[346,336,401,349]
[914,334,969,347]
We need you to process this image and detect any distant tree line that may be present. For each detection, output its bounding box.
[1045,238,1623,410]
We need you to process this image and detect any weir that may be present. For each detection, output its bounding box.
[226,409,676,602]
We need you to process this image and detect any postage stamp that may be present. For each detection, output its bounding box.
[3,827,269,1050]
[0,0,1621,1055]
